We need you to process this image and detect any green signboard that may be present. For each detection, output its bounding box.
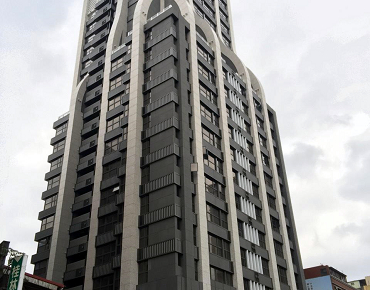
[7,255,25,290]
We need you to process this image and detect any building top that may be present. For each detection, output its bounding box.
[304,265,347,282]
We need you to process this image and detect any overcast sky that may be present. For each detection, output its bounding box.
[0,0,369,281]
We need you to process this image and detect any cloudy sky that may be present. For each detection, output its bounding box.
[0,0,369,281]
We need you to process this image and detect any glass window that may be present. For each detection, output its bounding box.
[110,75,124,90]
[204,153,223,174]
[205,176,225,200]
[40,215,54,231]
[106,115,123,132]
[206,203,228,229]
[210,266,233,286]
[111,57,124,71]
[55,122,67,136]
[105,136,123,155]
[50,157,63,171]
[198,63,215,83]
[47,175,60,190]
[199,83,217,105]
[202,127,221,149]
[208,234,230,259]
[53,140,65,153]
[44,195,57,210]
[201,104,219,126]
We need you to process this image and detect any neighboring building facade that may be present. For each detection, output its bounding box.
[31,0,306,290]
[304,265,358,290]
[348,277,370,290]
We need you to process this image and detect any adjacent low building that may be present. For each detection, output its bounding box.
[304,265,357,290]
[348,276,370,290]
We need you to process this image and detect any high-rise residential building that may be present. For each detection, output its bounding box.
[31,0,306,289]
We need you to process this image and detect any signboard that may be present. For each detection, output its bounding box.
[7,254,27,290]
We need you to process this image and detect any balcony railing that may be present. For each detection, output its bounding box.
[146,5,172,23]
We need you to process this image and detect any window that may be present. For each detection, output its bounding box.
[40,215,54,231]
[205,176,225,200]
[244,121,251,134]
[210,266,232,286]
[98,212,118,234]
[111,57,124,71]
[264,173,273,188]
[197,45,214,65]
[255,207,263,223]
[201,104,219,126]
[38,237,51,251]
[53,140,65,153]
[139,227,148,248]
[208,234,231,259]
[206,203,228,229]
[44,195,57,210]
[261,153,270,167]
[199,83,217,105]
[228,126,233,139]
[138,261,148,284]
[240,248,247,267]
[123,82,130,94]
[226,106,231,118]
[34,260,48,277]
[50,157,63,171]
[144,50,152,62]
[105,136,123,155]
[100,188,116,207]
[252,184,259,198]
[198,63,215,83]
[204,153,223,174]
[262,259,270,276]
[144,70,151,83]
[122,126,128,140]
[259,231,266,248]
[254,99,262,112]
[106,115,123,132]
[278,266,288,284]
[108,95,121,111]
[95,242,116,266]
[143,92,151,106]
[235,194,241,210]
[145,30,152,42]
[271,217,280,233]
[110,75,124,90]
[230,147,235,161]
[142,140,150,156]
[247,141,253,153]
[141,195,149,215]
[47,175,60,190]
[249,162,256,175]
[258,134,267,148]
[242,103,248,115]
[237,220,244,237]
[267,194,276,210]
[274,240,284,258]
[125,62,131,74]
[102,160,120,180]
[202,127,221,149]
[55,122,67,136]
[93,275,115,290]
[256,117,264,129]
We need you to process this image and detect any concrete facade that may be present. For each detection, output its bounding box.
[31,0,306,290]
